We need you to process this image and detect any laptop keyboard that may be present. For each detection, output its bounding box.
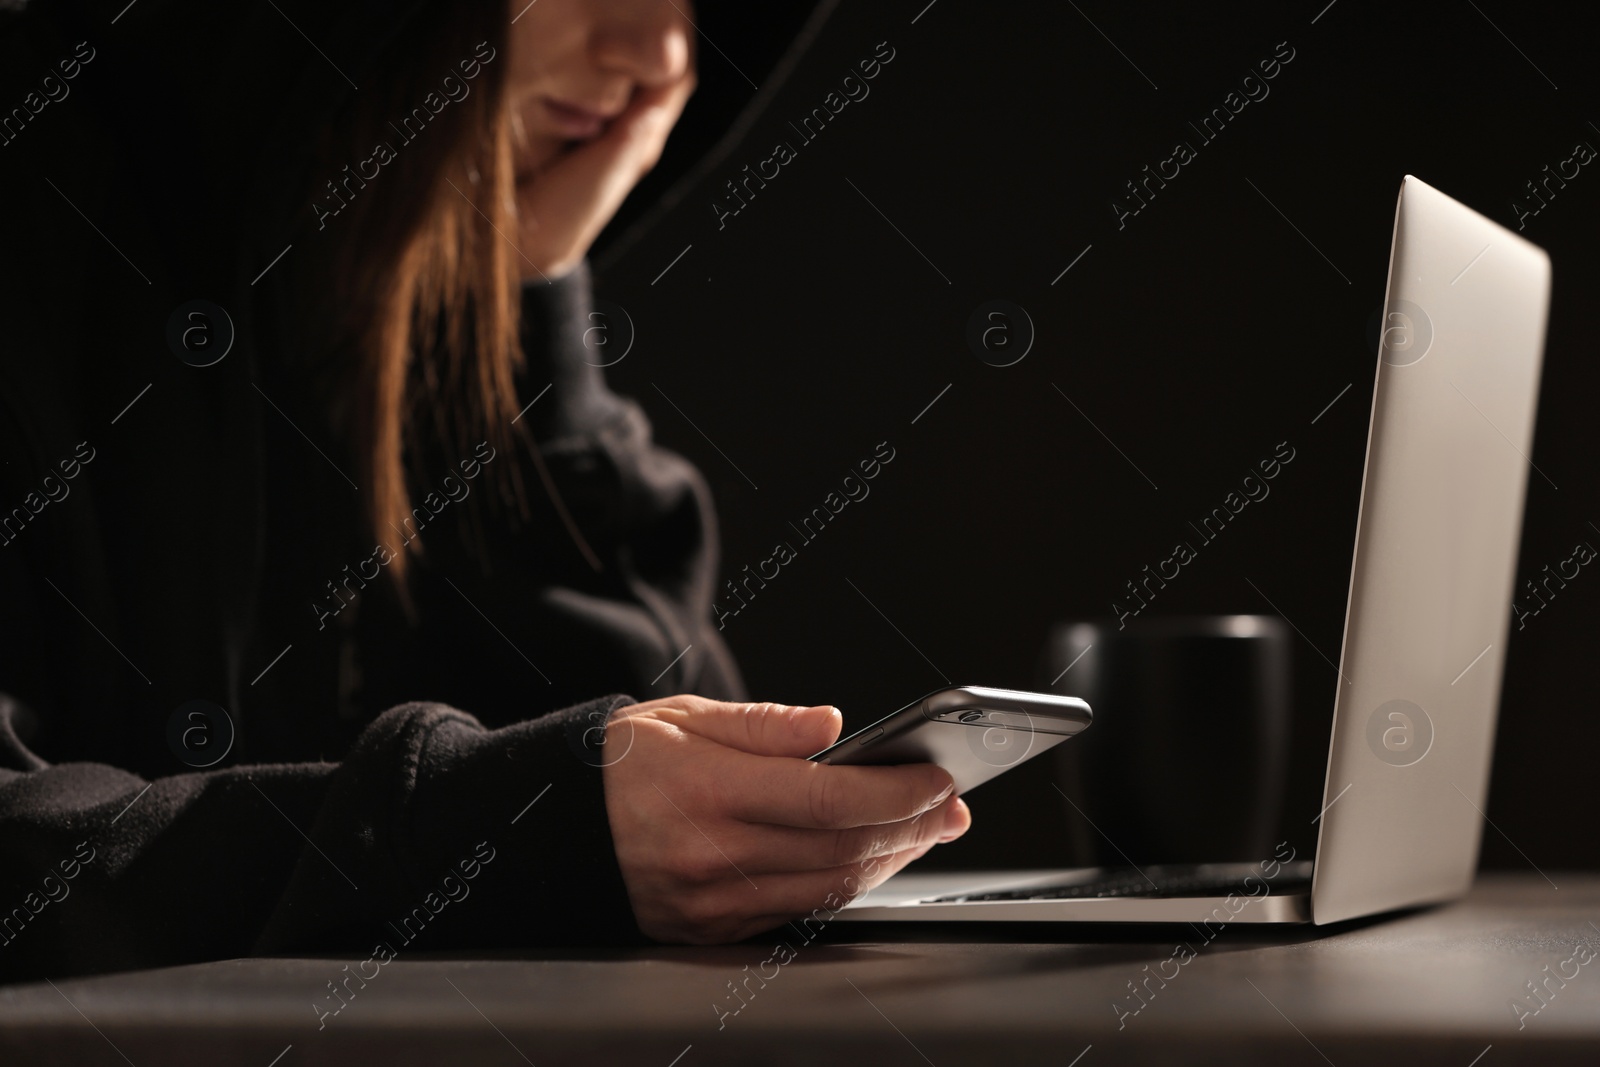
[922,867,1313,904]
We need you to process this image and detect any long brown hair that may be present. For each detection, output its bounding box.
[273,0,528,587]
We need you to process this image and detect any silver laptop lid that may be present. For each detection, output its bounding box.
[1311,176,1552,924]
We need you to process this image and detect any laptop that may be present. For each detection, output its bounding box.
[836,175,1553,926]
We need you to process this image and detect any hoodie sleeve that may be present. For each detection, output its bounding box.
[0,690,643,982]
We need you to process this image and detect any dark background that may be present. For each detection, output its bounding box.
[589,0,1600,873]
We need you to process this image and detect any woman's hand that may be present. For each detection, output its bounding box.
[513,70,695,281]
[602,696,972,944]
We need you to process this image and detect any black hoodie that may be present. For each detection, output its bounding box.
[0,0,829,981]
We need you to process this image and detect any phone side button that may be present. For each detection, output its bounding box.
[857,727,885,746]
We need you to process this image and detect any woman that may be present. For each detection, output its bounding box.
[0,0,967,980]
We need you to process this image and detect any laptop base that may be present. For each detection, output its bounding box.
[834,863,1314,923]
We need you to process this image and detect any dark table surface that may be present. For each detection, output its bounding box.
[2,873,1595,1066]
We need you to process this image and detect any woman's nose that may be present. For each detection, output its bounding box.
[592,2,694,87]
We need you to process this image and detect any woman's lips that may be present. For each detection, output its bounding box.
[540,97,614,139]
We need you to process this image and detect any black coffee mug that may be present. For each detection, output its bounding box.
[1037,615,1292,866]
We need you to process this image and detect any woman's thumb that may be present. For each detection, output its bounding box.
[681,700,843,758]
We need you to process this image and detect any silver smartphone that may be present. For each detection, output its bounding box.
[809,685,1093,795]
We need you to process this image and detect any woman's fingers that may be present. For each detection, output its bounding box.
[727,795,970,874]
[600,71,696,177]
[761,839,933,912]
[723,753,956,831]
[645,843,936,946]
[513,70,695,278]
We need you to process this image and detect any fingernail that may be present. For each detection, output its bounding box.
[933,781,956,804]
[800,704,841,728]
